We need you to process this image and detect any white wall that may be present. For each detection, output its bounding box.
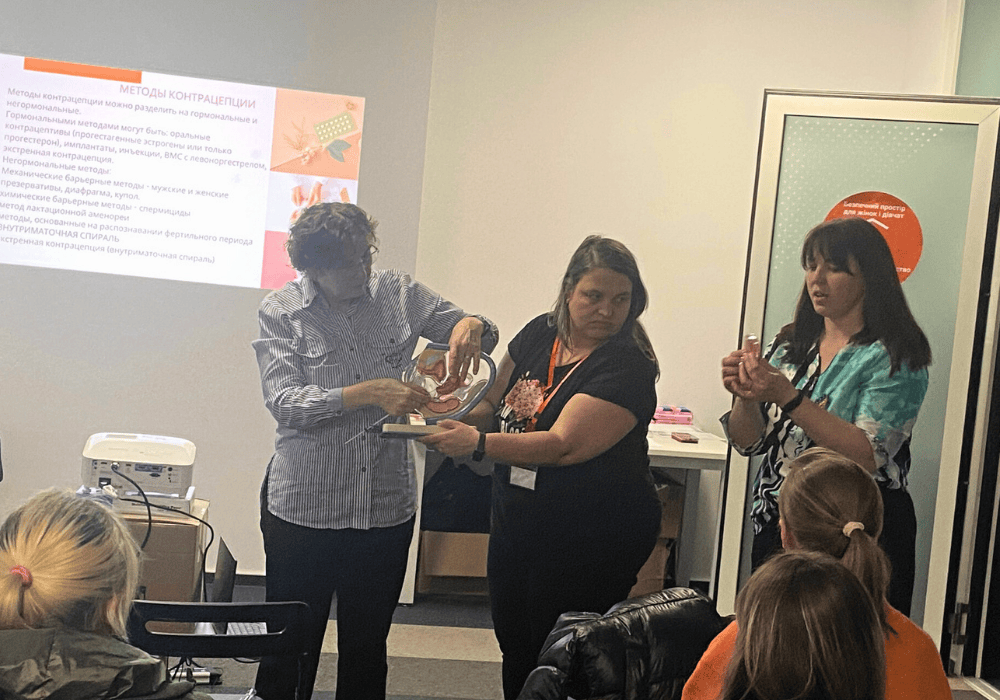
[0,0,963,582]
[0,0,438,574]
[416,0,961,581]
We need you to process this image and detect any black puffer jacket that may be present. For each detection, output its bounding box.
[517,588,728,700]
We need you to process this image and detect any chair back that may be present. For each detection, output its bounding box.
[128,600,309,659]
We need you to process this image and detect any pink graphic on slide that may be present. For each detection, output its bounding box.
[270,88,364,180]
[260,230,296,290]
[261,177,358,289]
[263,89,364,290]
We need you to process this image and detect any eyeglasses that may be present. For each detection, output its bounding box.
[327,246,375,271]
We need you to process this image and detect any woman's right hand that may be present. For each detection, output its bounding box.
[721,349,749,398]
[723,348,764,402]
[735,351,799,407]
[722,347,768,449]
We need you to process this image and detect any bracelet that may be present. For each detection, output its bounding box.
[472,431,487,462]
[781,389,806,415]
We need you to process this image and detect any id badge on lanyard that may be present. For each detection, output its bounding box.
[509,466,537,490]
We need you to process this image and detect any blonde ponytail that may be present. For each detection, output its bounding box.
[0,490,141,637]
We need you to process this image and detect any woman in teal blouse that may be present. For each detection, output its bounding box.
[720,217,931,615]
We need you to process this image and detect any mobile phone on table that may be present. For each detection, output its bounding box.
[672,432,699,443]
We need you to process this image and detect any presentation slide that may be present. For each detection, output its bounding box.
[0,54,364,289]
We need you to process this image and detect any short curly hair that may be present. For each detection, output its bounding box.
[285,202,379,271]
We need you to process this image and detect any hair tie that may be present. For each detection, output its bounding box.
[10,565,32,587]
[842,521,865,538]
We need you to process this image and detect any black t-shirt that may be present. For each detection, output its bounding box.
[492,314,660,549]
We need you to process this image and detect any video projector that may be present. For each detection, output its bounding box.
[82,433,196,515]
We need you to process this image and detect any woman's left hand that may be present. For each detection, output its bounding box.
[734,352,799,406]
[421,419,480,457]
[447,316,484,383]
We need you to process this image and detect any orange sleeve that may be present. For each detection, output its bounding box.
[682,620,738,700]
[884,609,952,700]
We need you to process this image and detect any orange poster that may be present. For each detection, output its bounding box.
[825,191,922,282]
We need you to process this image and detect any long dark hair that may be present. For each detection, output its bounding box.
[776,217,930,374]
[549,235,658,373]
[721,551,886,700]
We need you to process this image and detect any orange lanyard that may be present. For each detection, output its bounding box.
[526,337,589,432]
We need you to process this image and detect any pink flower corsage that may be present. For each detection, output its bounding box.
[505,376,544,421]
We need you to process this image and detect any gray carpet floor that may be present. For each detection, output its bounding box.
[194,583,500,699]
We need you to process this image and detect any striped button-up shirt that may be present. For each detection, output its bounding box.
[253,269,498,530]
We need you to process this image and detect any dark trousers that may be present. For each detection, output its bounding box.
[255,502,414,700]
[750,518,783,570]
[878,483,917,616]
[487,529,656,700]
[750,484,917,616]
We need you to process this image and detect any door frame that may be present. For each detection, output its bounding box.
[713,91,1000,659]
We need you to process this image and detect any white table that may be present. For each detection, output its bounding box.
[401,440,428,605]
[646,425,729,591]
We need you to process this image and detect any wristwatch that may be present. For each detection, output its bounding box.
[472,431,487,462]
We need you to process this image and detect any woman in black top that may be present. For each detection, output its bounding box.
[425,235,661,699]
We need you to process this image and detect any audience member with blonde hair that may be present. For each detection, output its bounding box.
[721,550,886,700]
[0,489,210,700]
[683,448,951,700]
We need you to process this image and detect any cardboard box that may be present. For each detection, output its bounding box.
[627,478,685,598]
[629,537,675,598]
[417,530,489,594]
[122,498,209,603]
[656,476,685,540]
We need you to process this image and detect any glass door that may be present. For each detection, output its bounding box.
[714,91,1000,657]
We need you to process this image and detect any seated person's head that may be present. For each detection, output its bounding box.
[0,490,140,637]
[723,550,886,700]
[778,447,890,621]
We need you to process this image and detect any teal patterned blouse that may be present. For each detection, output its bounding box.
[721,337,929,532]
